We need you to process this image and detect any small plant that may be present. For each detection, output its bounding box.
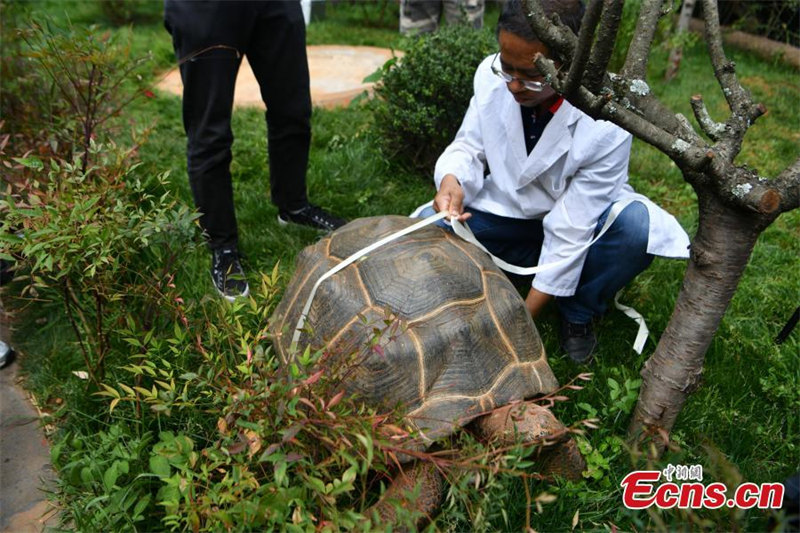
[1,145,199,382]
[0,15,197,383]
[50,425,158,531]
[3,16,150,168]
[370,25,496,175]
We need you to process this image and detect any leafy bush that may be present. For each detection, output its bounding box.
[51,424,158,531]
[56,272,573,531]
[1,15,149,164]
[1,145,199,382]
[0,15,195,383]
[371,25,496,176]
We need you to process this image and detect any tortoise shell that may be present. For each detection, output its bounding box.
[269,216,559,440]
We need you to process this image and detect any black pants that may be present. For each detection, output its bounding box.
[164,0,310,250]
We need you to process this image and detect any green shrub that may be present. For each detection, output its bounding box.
[81,274,519,531]
[0,16,195,382]
[1,145,200,382]
[371,25,496,176]
[50,424,159,531]
[1,16,150,164]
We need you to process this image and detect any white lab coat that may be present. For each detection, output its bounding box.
[434,55,691,297]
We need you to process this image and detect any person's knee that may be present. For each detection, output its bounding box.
[415,205,436,219]
[188,134,233,174]
[617,201,650,250]
[266,107,311,138]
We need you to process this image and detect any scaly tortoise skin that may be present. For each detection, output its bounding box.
[269,215,560,441]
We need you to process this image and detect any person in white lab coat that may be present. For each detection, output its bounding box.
[417,0,690,363]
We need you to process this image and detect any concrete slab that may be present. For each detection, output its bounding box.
[0,363,58,532]
[157,44,402,109]
[0,302,57,532]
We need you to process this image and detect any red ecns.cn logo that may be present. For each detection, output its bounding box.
[621,469,785,510]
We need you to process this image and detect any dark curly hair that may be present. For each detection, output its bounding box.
[497,0,585,41]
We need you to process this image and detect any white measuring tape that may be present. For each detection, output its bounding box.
[291,210,449,347]
[292,200,649,354]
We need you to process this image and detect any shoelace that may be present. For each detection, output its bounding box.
[302,206,337,229]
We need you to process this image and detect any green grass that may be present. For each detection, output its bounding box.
[4,2,799,531]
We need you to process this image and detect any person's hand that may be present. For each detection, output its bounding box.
[434,174,471,222]
[525,288,553,319]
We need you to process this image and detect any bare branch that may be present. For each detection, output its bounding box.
[701,0,771,165]
[563,0,603,97]
[701,0,758,122]
[771,155,800,212]
[534,53,599,107]
[675,113,702,143]
[584,0,625,91]
[604,73,698,142]
[621,0,665,79]
[527,0,688,142]
[705,159,784,215]
[523,0,577,62]
[602,101,712,171]
[690,95,727,141]
[535,54,711,173]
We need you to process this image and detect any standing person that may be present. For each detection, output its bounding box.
[417,0,691,363]
[164,0,345,301]
[400,0,484,35]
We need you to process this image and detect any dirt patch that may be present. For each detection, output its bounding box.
[157,45,402,109]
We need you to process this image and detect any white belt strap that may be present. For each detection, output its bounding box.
[614,292,649,354]
[292,202,649,354]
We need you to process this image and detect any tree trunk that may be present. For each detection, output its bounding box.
[687,18,800,70]
[665,0,696,81]
[629,191,768,442]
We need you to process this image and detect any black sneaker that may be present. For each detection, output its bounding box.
[277,204,346,232]
[559,320,597,364]
[211,247,249,302]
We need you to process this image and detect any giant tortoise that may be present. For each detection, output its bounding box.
[269,215,584,523]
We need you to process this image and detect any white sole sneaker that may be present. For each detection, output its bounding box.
[211,273,250,302]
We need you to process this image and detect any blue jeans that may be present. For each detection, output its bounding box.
[417,202,654,324]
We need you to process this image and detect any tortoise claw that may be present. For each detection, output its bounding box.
[367,460,445,531]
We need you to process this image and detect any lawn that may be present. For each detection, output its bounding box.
[1,1,798,531]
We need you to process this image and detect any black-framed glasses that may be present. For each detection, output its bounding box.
[490,52,546,92]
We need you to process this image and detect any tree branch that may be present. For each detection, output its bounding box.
[702,0,757,121]
[563,0,603,97]
[771,155,800,212]
[701,0,768,163]
[702,159,783,216]
[523,0,577,62]
[690,95,727,141]
[621,0,664,79]
[584,0,625,92]
[528,0,691,143]
[535,55,712,172]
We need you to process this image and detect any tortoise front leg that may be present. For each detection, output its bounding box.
[471,401,585,481]
[368,460,445,530]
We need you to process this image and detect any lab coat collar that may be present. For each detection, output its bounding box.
[504,97,583,189]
